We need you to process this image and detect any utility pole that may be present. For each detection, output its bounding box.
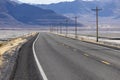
[92,6,102,42]
[65,19,68,37]
[60,23,62,34]
[49,26,51,32]
[51,24,53,32]
[49,24,52,32]
[57,25,59,34]
[73,16,78,38]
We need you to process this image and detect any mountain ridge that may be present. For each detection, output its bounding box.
[0,0,79,28]
[37,0,120,18]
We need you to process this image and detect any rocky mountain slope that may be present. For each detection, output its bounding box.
[38,0,120,18]
[0,0,77,27]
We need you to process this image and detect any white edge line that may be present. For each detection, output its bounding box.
[32,33,48,80]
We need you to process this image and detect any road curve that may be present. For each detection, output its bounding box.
[13,35,42,80]
[34,33,120,80]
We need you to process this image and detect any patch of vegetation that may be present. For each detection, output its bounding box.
[0,43,6,47]
[0,43,3,47]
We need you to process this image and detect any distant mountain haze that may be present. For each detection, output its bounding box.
[0,0,23,27]
[0,0,81,27]
[37,0,120,18]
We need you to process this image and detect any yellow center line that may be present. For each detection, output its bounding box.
[101,61,111,65]
[84,54,89,57]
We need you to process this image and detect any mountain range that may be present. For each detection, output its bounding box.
[0,0,77,28]
[38,0,120,18]
[1,0,119,28]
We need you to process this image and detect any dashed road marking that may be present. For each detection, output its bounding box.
[84,54,89,57]
[101,61,111,65]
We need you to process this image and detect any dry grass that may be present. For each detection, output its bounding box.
[0,57,4,68]
[0,43,2,47]
[0,32,37,67]
[0,38,27,56]
[0,32,37,56]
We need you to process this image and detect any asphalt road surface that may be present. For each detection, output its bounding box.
[14,33,120,80]
[13,35,42,80]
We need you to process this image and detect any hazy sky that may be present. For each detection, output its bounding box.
[17,0,74,4]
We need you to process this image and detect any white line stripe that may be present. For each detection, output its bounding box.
[32,33,48,80]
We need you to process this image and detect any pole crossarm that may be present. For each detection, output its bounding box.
[92,6,102,11]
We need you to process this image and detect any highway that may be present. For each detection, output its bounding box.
[14,33,120,80]
[13,35,42,80]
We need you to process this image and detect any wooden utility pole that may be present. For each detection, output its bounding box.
[57,25,59,34]
[49,25,52,32]
[92,7,102,42]
[59,23,62,34]
[73,16,78,38]
[66,19,68,37]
